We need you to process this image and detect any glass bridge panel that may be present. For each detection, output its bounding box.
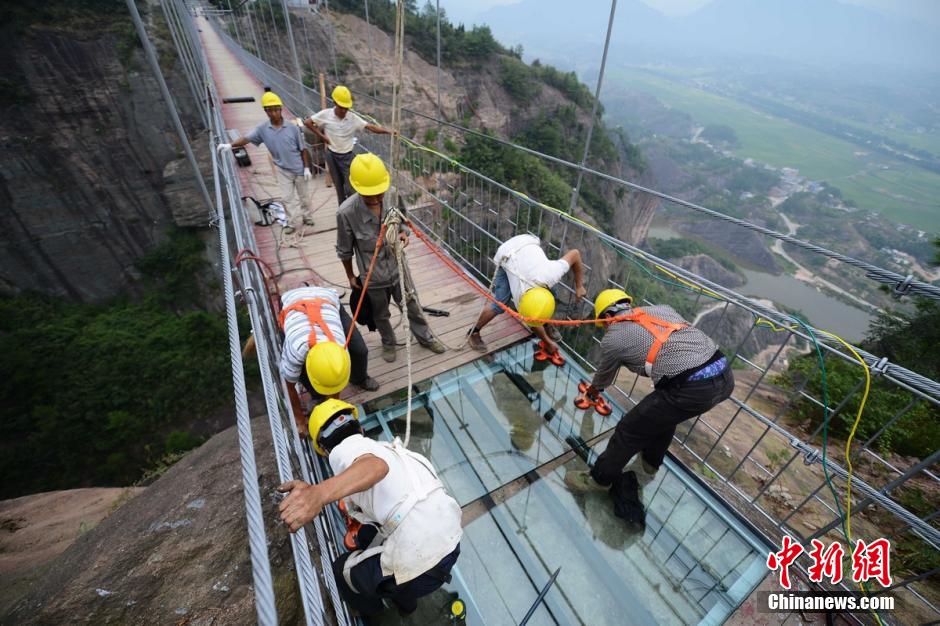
[359,342,769,625]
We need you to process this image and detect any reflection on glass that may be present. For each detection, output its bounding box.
[360,342,769,625]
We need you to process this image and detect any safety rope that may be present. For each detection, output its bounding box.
[344,223,386,347]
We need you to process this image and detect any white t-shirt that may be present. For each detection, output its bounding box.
[494,234,570,307]
[329,434,462,583]
[278,287,345,383]
[308,108,368,154]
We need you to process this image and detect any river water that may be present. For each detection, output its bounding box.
[645,225,874,342]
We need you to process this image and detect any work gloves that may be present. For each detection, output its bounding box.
[303,167,312,181]
[217,143,232,153]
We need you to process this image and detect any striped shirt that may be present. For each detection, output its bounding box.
[591,304,717,388]
[279,287,345,383]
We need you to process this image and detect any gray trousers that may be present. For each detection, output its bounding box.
[327,149,355,206]
[367,281,434,347]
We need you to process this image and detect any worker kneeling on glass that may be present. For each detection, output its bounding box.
[278,400,462,617]
[585,289,734,527]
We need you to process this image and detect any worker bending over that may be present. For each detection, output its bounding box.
[583,289,734,527]
[218,89,314,234]
[336,154,445,362]
[467,234,586,354]
[279,400,462,617]
[305,85,393,206]
[279,286,380,434]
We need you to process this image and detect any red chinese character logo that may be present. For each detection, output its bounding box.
[851,538,892,587]
[807,539,845,584]
[767,534,804,589]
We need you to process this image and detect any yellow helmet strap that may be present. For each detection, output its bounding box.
[605,300,631,319]
[317,411,360,452]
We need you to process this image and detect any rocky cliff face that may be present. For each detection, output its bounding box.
[2,417,308,626]
[676,253,745,288]
[0,2,210,302]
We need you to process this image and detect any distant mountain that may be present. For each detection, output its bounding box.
[480,0,940,73]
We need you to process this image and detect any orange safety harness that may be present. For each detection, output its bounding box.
[277,298,338,348]
[623,307,688,376]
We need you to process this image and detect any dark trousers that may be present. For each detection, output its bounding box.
[591,368,735,486]
[368,282,434,347]
[332,544,460,616]
[327,149,355,206]
[299,306,368,400]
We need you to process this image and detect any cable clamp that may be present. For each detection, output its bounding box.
[797,441,820,466]
[891,274,914,299]
[871,357,890,377]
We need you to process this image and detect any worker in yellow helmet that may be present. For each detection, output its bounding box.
[278,284,380,435]
[278,399,462,617]
[335,153,445,363]
[467,234,586,357]
[304,85,394,206]
[568,288,733,529]
[218,88,314,234]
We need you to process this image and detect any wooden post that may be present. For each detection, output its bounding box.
[319,71,332,188]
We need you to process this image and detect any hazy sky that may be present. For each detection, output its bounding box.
[441,0,940,26]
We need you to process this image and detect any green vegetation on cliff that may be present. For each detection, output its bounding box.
[779,243,940,459]
[0,230,242,499]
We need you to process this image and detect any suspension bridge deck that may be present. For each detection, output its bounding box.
[199,16,529,406]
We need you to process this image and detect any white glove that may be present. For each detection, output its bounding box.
[303,167,312,181]
[217,143,232,153]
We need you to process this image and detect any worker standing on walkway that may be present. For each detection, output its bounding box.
[578,289,734,528]
[304,85,394,206]
[467,234,586,355]
[336,153,445,363]
[218,89,314,234]
[278,400,462,617]
[279,286,380,430]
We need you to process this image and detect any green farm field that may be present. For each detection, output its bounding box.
[605,66,940,232]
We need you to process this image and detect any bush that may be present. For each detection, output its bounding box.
[0,230,234,498]
[499,56,540,104]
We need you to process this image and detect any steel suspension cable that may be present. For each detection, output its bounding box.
[569,0,616,212]
[279,0,306,106]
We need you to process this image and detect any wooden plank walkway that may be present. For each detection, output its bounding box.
[198,17,529,406]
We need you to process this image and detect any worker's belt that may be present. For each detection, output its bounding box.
[656,350,725,390]
[686,356,728,382]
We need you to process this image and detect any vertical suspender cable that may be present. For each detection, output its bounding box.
[228,0,243,48]
[125,0,213,216]
[435,0,442,123]
[568,0,617,212]
[364,0,377,97]
[280,0,307,102]
[323,0,340,80]
[300,12,318,85]
[246,2,263,60]
[266,0,285,59]
[159,0,206,128]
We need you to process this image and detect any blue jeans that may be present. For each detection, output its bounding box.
[490,267,513,314]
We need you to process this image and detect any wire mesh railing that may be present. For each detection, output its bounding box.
[204,13,939,620]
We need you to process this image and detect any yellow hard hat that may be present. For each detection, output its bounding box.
[332,85,353,109]
[261,90,283,108]
[518,287,555,327]
[308,398,358,456]
[349,153,390,196]
[593,288,633,327]
[305,341,351,396]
